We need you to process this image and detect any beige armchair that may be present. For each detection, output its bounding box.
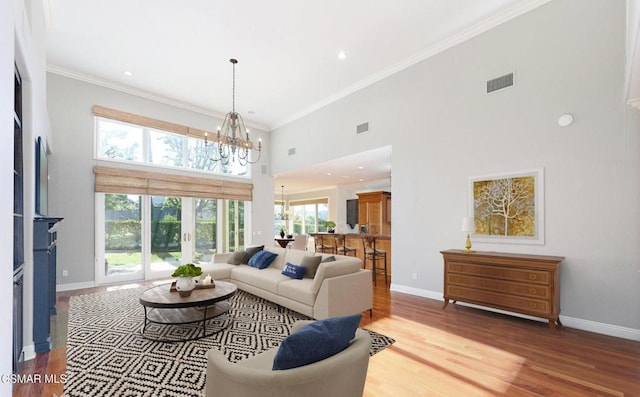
[205,320,371,397]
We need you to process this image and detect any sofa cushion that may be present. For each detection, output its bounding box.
[281,263,306,279]
[226,251,245,265]
[231,266,290,294]
[284,249,314,267]
[264,246,287,269]
[200,262,235,281]
[272,314,362,370]
[301,255,322,278]
[248,250,278,269]
[241,245,264,264]
[321,255,336,262]
[277,278,315,306]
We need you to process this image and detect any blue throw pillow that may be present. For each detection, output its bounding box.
[281,263,306,279]
[272,314,362,370]
[248,250,278,269]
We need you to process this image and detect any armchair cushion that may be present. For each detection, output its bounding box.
[272,314,361,370]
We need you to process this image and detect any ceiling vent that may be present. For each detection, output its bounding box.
[486,73,514,93]
[288,147,296,156]
[356,122,369,134]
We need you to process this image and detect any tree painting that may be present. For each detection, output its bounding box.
[473,174,536,237]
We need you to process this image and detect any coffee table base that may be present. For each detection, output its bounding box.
[141,301,232,343]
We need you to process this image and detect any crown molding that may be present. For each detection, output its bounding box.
[272,0,552,130]
[47,65,271,132]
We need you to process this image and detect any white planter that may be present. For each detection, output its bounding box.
[175,277,196,297]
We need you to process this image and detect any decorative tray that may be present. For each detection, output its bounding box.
[169,281,216,292]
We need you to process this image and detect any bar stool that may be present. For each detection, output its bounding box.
[334,234,357,257]
[314,234,335,254]
[362,236,387,286]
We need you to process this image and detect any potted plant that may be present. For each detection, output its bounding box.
[325,221,336,233]
[279,226,286,238]
[172,263,203,297]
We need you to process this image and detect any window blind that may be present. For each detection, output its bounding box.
[93,105,209,140]
[289,198,328,206]
[94,166,253,201]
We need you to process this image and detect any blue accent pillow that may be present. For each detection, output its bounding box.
[272,314,362,370]
[248,250,278,269]
[282,263,306,279]
[241,245,264,264]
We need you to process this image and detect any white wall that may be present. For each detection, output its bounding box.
[1,0,15,390]
[2,0,51,385]
[271,0,640,337]
[46,73,273,286]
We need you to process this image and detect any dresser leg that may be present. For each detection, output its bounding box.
[549,318,563,333]
[442,299,449,309]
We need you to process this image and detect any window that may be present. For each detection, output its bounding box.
[95,113,250,177]
[289,198,329,235]
[97,118,143,162]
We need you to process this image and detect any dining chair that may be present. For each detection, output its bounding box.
[334,234,357,257]
[289,234,309,250]
[362,236,387,286]
[314,234,335,254]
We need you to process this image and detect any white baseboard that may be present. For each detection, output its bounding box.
[389,283,640,342]
[22,344,35,361]
[56,281,96,291]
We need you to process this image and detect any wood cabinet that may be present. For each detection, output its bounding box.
[357,191,391,235]
[441,250,564,332]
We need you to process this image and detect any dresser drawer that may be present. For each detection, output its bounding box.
[446,285,549,316]
[447,274,550,299]
[447,261,549,285]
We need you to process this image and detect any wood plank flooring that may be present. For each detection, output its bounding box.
[14,280,640,397]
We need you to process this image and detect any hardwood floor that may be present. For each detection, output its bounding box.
[14,280,640,396]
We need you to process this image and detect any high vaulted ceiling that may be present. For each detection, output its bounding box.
[45,0,548,192]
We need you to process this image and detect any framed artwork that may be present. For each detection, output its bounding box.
[469,168,544,245]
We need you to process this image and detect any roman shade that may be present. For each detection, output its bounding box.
[93,105,210,140]
[94,166,253,201]
[289,198,328,206]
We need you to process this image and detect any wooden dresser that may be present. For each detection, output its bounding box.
[441,249,564,332]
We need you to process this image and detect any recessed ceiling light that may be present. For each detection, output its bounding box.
[359,179,364,182]
[337,51,347,60]
[342,175,350,179]
[326,172,332,176]
[123,71,134,77]
[357,166,364,169]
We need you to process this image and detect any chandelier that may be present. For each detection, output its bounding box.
[276,185,291,221]
[205,58,262,166]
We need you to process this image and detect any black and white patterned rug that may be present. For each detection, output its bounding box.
[64,286,395,396]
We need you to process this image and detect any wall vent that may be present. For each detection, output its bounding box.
[261,165,268,174]
[486,73,514,93]
[356,122,369,134]
[288,147,296,156]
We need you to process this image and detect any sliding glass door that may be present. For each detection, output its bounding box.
[97,193,144,284]
[96,194,246,284]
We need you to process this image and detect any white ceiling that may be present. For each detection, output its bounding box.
[45,0,548,192]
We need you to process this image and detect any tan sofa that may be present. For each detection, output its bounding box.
[205,320,371,397]
[201,246,373,319]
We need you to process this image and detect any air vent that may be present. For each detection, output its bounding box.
[356,122,369,134]
[261,165,268,174]
[487,73,514,93]
[288,147,296,156]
